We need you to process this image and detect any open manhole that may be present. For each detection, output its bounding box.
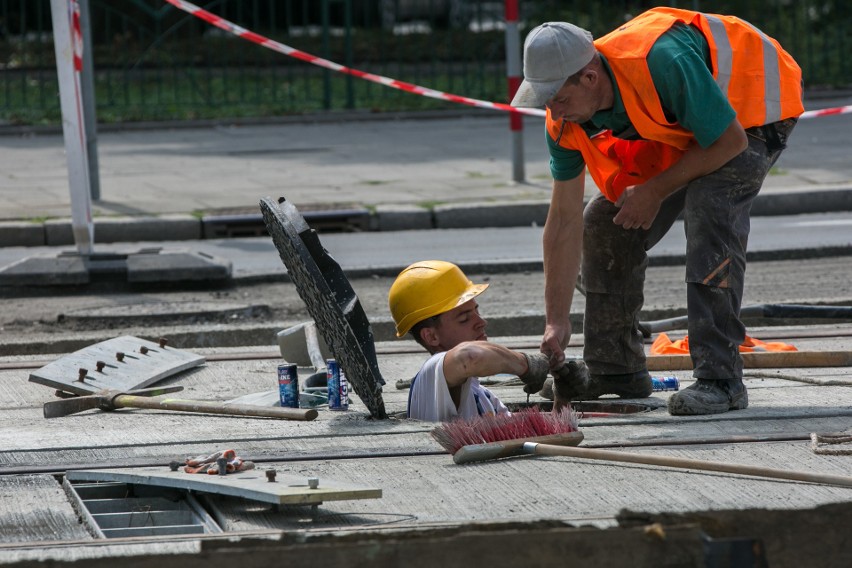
[57,301,271,326]
[388,400,658,420]
[508,400,657,415]
[63,478,222,538]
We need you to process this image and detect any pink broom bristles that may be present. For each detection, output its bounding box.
[430,407,579,455]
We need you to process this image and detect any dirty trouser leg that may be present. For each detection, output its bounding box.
[582,190,686,375]
[583,118,797,376]
[684,119,797,380]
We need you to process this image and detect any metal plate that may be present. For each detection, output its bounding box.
[68,467,382,506]
[29,335,206,396]
[260,197,387,419]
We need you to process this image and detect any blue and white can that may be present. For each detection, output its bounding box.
[327,359,349,411]
[277,363,299,408]
[651,376,680,392]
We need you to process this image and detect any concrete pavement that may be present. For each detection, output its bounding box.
[1,99,852,248]
[2,110,852,565]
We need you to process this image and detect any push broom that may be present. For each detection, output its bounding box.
[431,408,852,488]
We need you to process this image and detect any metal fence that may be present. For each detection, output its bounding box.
[1,0,849,125]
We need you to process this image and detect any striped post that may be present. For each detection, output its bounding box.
[79,0,100,202]
[505,0,524,183]
[50,0,94,255]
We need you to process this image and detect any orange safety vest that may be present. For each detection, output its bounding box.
[548,7,804,203]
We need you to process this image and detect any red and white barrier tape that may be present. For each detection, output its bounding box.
[164,0,848,122]
[800,105,852,119]
[163,0,546,117]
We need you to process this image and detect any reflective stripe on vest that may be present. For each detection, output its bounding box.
[704,13,786,125]
[704,15,733,96]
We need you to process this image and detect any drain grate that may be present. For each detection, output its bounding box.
[63,478,221,538]
[202,204,371,238]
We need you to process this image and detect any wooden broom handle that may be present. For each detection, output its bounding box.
[525,443,852,488]
[114,395,318,421]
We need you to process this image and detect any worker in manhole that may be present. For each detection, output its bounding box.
[388,260,554,422]
[510,8,803,415]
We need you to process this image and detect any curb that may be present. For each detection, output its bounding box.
[2,186,852,248]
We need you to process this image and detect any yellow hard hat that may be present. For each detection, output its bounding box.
[388,260,489,337]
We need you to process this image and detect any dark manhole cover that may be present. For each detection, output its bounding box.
[260,197,387,419]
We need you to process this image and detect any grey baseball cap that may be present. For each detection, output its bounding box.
[510,22,596,108]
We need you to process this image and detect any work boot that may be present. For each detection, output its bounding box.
[584,370,653,399]
[667,379,749,416]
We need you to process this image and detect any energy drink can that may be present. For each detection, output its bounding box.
[326,359,349,411]
[651,376,680,391]
[277,364,299,408]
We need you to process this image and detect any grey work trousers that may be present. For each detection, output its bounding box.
[581,118,797,380]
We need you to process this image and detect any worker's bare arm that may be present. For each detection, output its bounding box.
[541,173,586,367]
[442,341,527,387]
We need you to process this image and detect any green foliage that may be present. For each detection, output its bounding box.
[0,66,505,124]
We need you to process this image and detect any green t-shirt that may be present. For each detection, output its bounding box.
[548,22,737,181]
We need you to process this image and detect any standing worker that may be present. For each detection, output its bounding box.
[388,260,555,422]
[510,7,803,415]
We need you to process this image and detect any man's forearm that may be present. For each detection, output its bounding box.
[543,177,585,328]
[543,217,581,327]
[443,341,527,386]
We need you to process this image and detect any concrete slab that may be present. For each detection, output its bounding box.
[0,253,89,285]
[125,248,232,284]
[0,248,233,287]
[1,326,851,564]
[68,467,381,506]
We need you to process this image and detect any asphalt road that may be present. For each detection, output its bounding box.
[0,211,850,283]
[1,236,850,355]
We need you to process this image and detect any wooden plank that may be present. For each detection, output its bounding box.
[67,467,382,506]
[28,336,205,396]
[647,350,852,371]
